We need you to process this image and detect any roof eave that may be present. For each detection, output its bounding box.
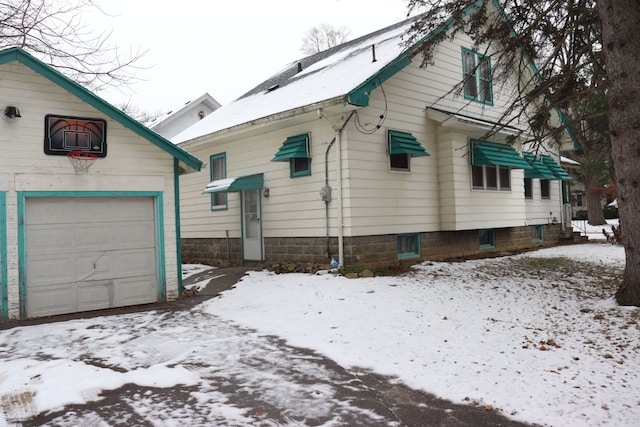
[178,96,353,149]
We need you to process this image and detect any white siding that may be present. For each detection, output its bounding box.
[178,30,565,245]
[0,62,181,319]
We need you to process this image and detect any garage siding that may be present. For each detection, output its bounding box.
[24,197,159,318]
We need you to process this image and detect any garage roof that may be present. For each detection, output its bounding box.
[0,47,202,173]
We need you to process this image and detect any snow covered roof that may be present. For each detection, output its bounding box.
[149,92,221,129]
[172,16,421,144]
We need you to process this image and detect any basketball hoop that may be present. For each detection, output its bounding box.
[67,150,97,175]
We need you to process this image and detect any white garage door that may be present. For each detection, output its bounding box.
[25,197,158,318]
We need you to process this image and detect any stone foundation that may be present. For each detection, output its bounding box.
[181,224,572,270]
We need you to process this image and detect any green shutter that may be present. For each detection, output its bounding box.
[523,152,556,179]
[272,134,310,162]
[471,140,531,169]
[388,130,430,157]
[540,155,572,180]
[203,173,264,194]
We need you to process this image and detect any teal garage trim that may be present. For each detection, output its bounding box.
[1,192,7,318]
[17,191,166,318]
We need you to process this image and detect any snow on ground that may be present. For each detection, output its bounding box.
[1,241,638,426]
[206,242,639,427]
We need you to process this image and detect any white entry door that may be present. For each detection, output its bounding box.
[241,189,263,261]
[24,197,158,318]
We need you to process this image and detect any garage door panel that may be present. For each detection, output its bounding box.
[27,284,76,317]
[25,197,159,318]
[26,226,72,254]
[115,198,156,220]
[114,222,156,248]
[77,281,116,311]
[114,249,157,277]
[74,226,114,250]
[115,277,157,304]
[27,256,75,285]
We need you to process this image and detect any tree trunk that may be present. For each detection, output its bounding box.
[583,174,606,225]
[598,1,640,306]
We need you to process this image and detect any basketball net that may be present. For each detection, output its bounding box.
[67,150,97,175]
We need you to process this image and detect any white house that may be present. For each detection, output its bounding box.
[0,48,202,320]
[149,93,221,140]
[173,3,573,269]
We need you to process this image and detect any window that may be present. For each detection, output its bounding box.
[572,192,584,207]
[291,157,311,177]
[479,229,496,249]
[532,225,544,242]
[462,48,493,105]
[524,178,533,199]
[397,233,420,259]
[390,153,410,171]
[210,153,227,210]
[540,179,550,199]
[472,164,511,190]
[272,133,311,178]
[387,130,430,172]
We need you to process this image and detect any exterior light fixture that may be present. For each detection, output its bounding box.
[4,106,21,119]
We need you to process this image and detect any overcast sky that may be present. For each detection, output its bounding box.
[94,0,411,115]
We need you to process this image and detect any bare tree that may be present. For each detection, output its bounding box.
[116,101,163,125]
[404,0,640,305]
[0,0,145,90]
[300,23,350,55]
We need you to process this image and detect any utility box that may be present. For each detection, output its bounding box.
[320,186,332,202]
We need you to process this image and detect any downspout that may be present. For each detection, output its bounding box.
[319,110,356,268]
[324,137,336,258]
[336,131,344,267]
[174,159,184,295]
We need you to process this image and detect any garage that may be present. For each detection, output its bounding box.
[24,197,159,318]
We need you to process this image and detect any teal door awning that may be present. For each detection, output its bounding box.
[272,133,310,162]
[523,152,556,179]
[541,155,572,180]
[388,130,430,156]
[203,173,264,194]
[471,140,531,169]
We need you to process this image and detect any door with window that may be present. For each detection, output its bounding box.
[241,189,263,261]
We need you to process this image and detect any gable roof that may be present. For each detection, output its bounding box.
[0,47,202,172]
[148,92,221,138]
[173,15,425,143]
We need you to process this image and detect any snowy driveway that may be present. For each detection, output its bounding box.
[0,302,525,426]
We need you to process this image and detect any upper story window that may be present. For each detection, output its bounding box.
[462,48,493,105]
[272,133,311,178]
[210,153,227,210]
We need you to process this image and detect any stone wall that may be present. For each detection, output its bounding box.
[181,224,572,269]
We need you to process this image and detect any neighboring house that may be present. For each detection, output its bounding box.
[149,93,221,140]
[173,4,573,269]
[0,48,202,320]
[560,156,588,219]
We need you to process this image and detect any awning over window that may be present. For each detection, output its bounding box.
[203,173,264,194]
[388,130,430,156]
[523,152,556,179]
[471,140,531,169]
[272,133,310,162]
[541,155,572,180]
